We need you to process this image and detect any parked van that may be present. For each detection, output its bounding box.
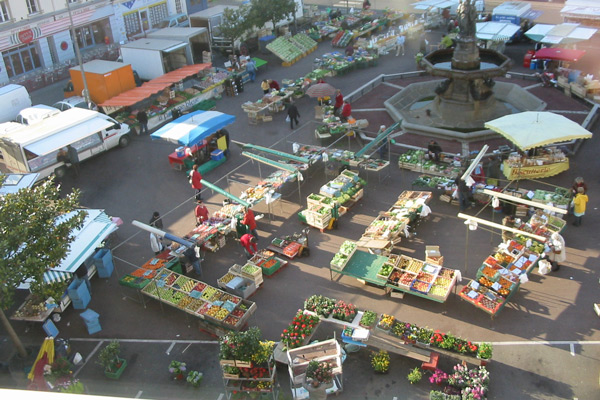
[0,84,32,123]
[155,13,190,29]
[0,108,130,181]
[15,105,61,125]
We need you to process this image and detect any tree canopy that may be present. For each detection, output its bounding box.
[219,5,253,43]
[248,0,297,34]
[0,178,84,310]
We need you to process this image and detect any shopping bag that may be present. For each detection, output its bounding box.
[538,260,551,275]
[285,115,291,122]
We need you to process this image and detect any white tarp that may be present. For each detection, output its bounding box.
[525,23,597,45]
[411,0,458,11]
[476,22,521,41]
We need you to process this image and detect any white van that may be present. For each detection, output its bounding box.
[0,108,131,181]
[15,105,61,125]
[0,84,32,123]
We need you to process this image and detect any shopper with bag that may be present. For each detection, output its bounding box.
[287,101,300,129]
[546,232,566,272]
[189,164,202,200]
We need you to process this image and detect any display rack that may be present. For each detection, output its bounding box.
[287,339,343,399]
[221,354,279,400]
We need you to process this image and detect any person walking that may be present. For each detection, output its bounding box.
[333,89,344,116]
[195,200,209,225]
[240,233,257,259]
[546,232,566,272]
[572,186,588,226]
[242,207,258,240]
[395,34,405,56]
[261,79,270,94]
[137,110,148,135]
[184,245,203,276]
[287,101,300,129]
[341,101,352,122]
[455,177,471,212]
[245,58,257,82]
[189,164,202,200]
[149,211,163,230]
[67,144,80,177]
[150,232,164,255]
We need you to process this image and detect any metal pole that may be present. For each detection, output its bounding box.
[66,1,91,107]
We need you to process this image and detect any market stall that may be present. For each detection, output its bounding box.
[398,149,464,176]
[314,104,368,140]
[266,229,310,260]
[314,50,379,76]
[151,110,235,174]
[241,88,294,124]
[485,111,593,180]
[141,268,257,334]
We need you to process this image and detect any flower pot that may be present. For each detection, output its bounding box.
[105,358,127,380]
[416,341,430,347]
[175,373,184,380]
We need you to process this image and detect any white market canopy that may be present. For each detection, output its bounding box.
[525,23,597,45]
[484,111,593,151]
[411,0,458,11]
[561,0,600,21]
[476,22,521,42]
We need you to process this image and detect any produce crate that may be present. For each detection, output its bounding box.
[119,274,150,289]
[307,193,326,207]
[259,258,282,276]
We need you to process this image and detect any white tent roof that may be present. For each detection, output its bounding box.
[411,0,457,11]
[561,0,600,20]
[476,22,521,41]
[525,23,597,45]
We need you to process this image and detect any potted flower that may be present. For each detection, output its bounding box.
[305,360,333,388]
[97,341,127,380]
[331,300,357,322]
[186,370,203,387]
[377,314,395,331]
[416,327,433,346]
[370,350,390,373]
[55,379,85,394]
[428,368,448,386]
[251,341,275,367]
[359,310,377,329]
[169,360,187,380]
[407,367,423,384]
[477,343,493,361]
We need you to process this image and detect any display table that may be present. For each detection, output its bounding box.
[502,159,570,180]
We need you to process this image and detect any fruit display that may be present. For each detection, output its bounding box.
[411,280,431,294]
[266,33,316,63]
[193,282,206,292]
[224,315,240,326]
[165,273,177,286]
[399,272,416,287]
[377,263,394,279]
[405,259,424,274]
[330,253,349,270]
[429,285,448,297]
[201,286,218,301]
[241,264,261,276]
[340,240,357,256]
[416,272,435,283]
[187,299,205,313]
[219,273,236,285]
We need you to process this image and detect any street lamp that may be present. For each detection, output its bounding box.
[66,0,91,107]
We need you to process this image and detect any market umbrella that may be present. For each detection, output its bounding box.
[150,110,236,147]
[533,47,586,62]
[306,83,337,98]
[484,111,593,151]
[28,337,55,381]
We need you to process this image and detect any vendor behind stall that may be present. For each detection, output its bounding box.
[269,80,280,91]
[195,200,209,226]
[341,101,352,122]
[427,140,442,163]
[240,233,257,259]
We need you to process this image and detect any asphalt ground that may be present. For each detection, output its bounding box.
[2,14,600,400]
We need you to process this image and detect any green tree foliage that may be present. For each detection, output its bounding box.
[0,178,85,310]
[219,5,253,43]
[248,0,297,35]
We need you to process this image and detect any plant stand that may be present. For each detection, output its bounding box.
[105,358,127,380]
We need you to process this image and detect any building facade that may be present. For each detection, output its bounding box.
[0,0,208,86]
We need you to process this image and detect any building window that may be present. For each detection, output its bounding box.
[0,1,10,22]
[124,12,141,37]
[26,0,38,15]
[2,43,41,78]
[149,3,168,28]
[175,0,182,14]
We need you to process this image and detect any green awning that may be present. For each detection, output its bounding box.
[242,143,311,164]
[242,152,298,174]
[355,122,400,158]
[200,179,250,208]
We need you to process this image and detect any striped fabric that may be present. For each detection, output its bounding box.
[44,270,72,284]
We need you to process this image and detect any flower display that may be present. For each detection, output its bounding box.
[305,360,333,385]
[477,343,493,360]
[331,300,357,322]
[377,314,395,330]
[186,370,203,387]
[370,350,390,373]
[55,379,85,394]
[219,327,262,362]
[169,360,187,377]
[304,295,336,317]
[429,369,449,385]
[281,310,320,349]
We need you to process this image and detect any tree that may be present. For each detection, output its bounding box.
[219,5,253,45]
[0,177,84,357]
[248,0,297,36]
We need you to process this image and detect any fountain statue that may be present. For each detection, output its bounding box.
[384,0,545,152]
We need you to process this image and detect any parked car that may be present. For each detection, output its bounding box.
[52,96,98,112]
[15,105,60,125]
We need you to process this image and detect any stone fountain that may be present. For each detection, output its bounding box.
[385,0,545,153]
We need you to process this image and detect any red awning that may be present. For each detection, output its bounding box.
[534,48,586,62]
[99,63,212,108]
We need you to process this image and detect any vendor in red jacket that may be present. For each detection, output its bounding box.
[242,207,258,239]
[333,89,344,115]
[189,164,202,200]
[194,200,209,225]
[269,80,280,91]
[240,233,257,258]
[341,101,352,122]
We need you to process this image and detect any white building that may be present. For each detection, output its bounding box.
[0,0,206,86]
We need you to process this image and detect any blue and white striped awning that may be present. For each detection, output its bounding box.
[44,270,72,284]
[151,110,236,147]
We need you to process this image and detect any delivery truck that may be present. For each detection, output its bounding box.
[119,38,189,81]
[0,108,130,181]
[0,84,32,123]
[146,27,212,65]
[65,60,137,104]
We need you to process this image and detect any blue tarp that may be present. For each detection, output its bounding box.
[150,110,236,147]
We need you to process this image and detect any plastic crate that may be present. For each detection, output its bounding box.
[94,249,114,278]
[211,149,225,161]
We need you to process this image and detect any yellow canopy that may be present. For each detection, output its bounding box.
[484,111,593,151]
[28,337,55,381]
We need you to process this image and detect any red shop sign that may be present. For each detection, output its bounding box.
[18,29,34,44]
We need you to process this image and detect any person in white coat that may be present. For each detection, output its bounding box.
[547,232,566,272]
[150,232,164,255]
